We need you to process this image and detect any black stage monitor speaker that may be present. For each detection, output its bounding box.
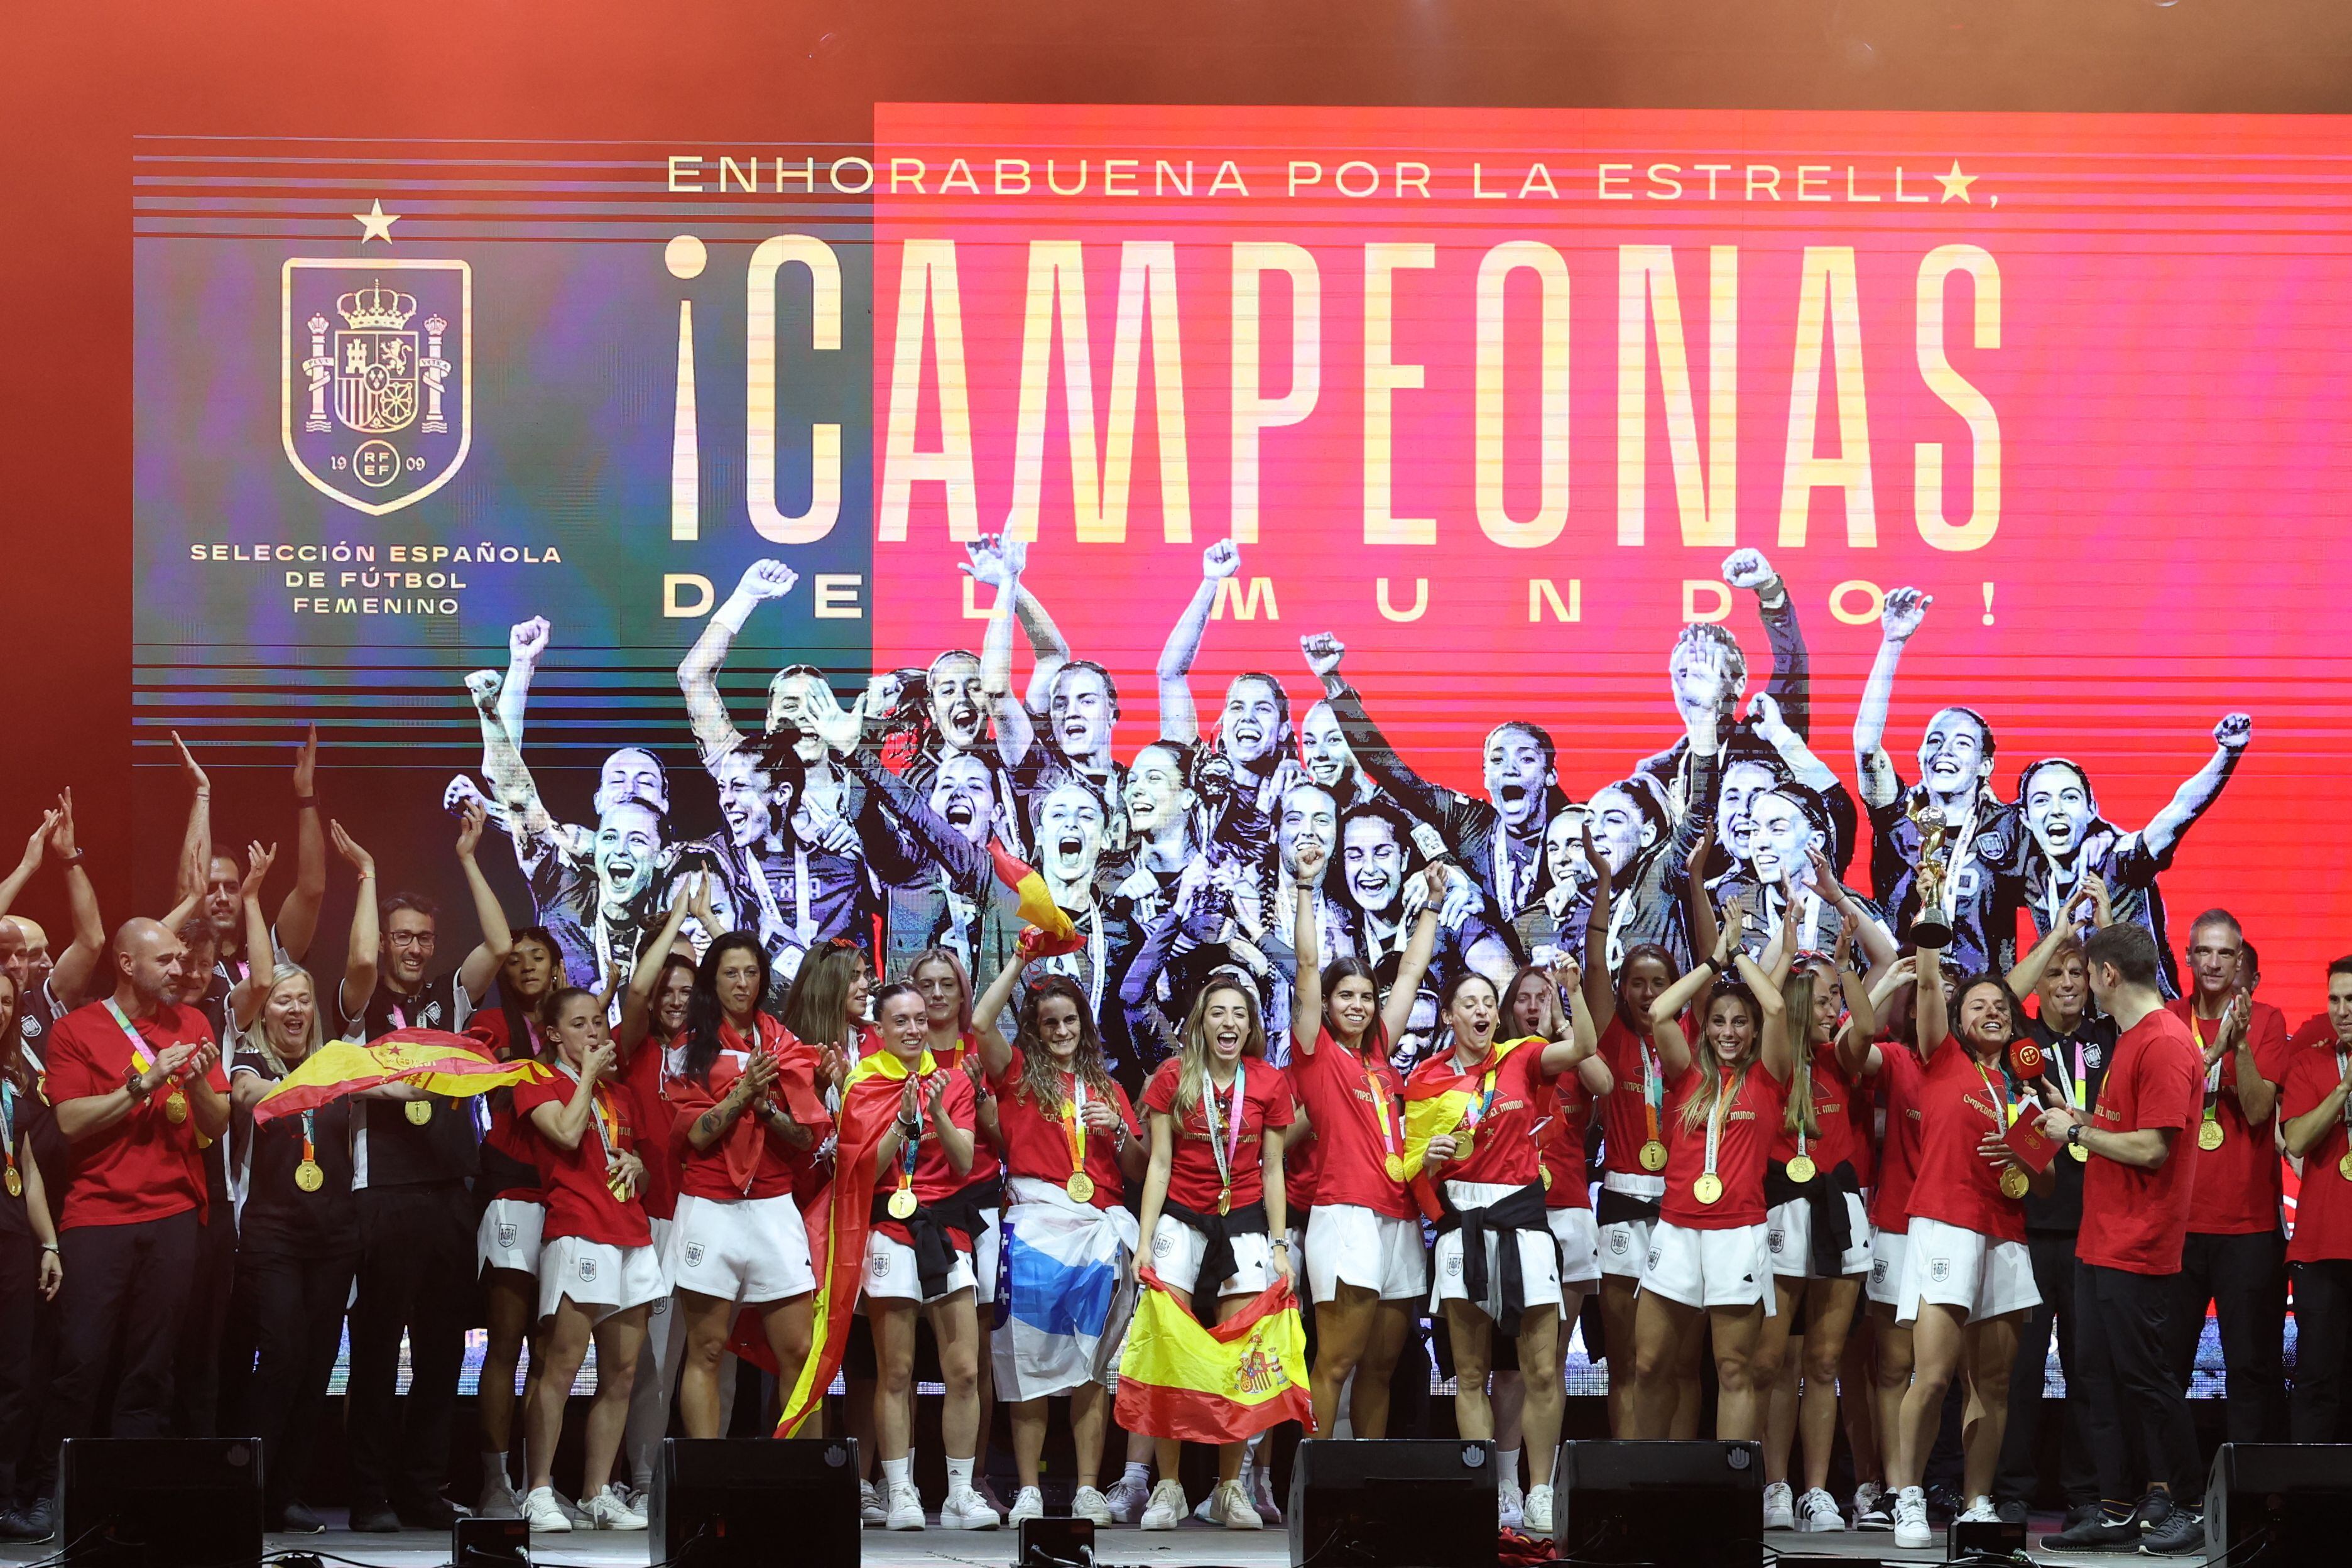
[2207,1442,2352,1565]
[650,1435,860,1568]
[1556,1439,1763,1568]
[1286,1437,1494,1568]
[59,1437,263,1567]
[1018,1515,1097,1567]
[1947,1516,2025,1558]
[452,1514,530,1567]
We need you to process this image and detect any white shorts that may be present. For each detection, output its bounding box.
[863,1229,977,1305]
[1895,1217,2041,1326]
[1765,1191,1873,1281]
[664,1192,817,1306]
[1547,1207,1602,1288]
[477,1197,544,1276]
[973,1206,1001,1307]
[1866,1225,1910,1308]
[1640,1221,1772,1312]
[538,1236,667,1325]
[1430,1182,1561,1319]
[1148,1215,1273,1300]
[1596,1172,1665,1281]
[1305,1205,1427,1304]
[645,1217,674,1324]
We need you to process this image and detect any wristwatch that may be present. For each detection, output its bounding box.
[2066,1123,2085,1148]
[122,1064,151,1102]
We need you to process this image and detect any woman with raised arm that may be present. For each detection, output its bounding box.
[514,986,663,1533]
[970,949,1146,1527]
[856,982,997,1531]
[1406,962,1599,1540]
[662,933,829,1441]
[1883,945,2050,1549]
[1627,910,1792,1444]
[1290,854,1441,1441]
[1133,977,1297,1532]
[1753,919,1876,1533]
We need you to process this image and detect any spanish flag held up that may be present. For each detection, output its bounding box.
[1114,1269,1315,1446]
[252,1029,552,1124]
[1397,1034,1538,1217]
[988,844,1084,959]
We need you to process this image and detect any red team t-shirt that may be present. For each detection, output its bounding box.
[1905,1041,2029,1245]
[619,1035,685,1221]
[1866,1037,1929,1233]
[1657,1057,1790,1230]
[665,1028,834,1202]
[1540,1069,1596,1211]
[1141,1057,1295,1214]
[1291,1030,1412,1219]
[2165,998,2292,1235]
[45,1000,230,1230]
[1407,1036,1553,1190]
[1769,1046,1861,1176]
[2078,1008,2203,1275]
[2279,1021,2352,1265]
[513,1067,654,1248]
[1596,1015,1670,1179]
[989,1046,1140,1211]
[871,1064,983,1250]
[467,1010,547,1206]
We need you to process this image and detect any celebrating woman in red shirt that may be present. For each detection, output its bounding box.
[514,986,665,1533]
[1628,913,1792,1444]
[1408,964,1599,1539]
[1288,853,1441,1441]
[1134,975,1296,1533]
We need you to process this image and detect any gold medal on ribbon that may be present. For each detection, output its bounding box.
[3,1167,20,1198]
[1065,1172,1096,1204]
[2198,1120,2224,1152]
[887,1187,918,1220]
[1217,1188,1232,1216]
[163,1089,189,1125]
[2338,1149,2352,1183]
[1692,1172,1724,1206]
[405,1099,434,1126]
[2069,1143,2089,1163]
[294,1160,325,1194]
[1384,1153,1406,1182]
[1785,1155,1817,1185]
[1639,1140,1669,1173]
[1540,1166,1554,1191]
[2000,1166,2030,1200]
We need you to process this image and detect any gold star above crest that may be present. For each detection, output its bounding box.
[352,199,401,242]
[1936,161,1978,204]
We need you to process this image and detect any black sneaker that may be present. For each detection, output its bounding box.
[396,1494,459,1530]
[271,1500,326,1535]
[1995,1498,2028,1526]
[2043,1513,2143,1552]
[2064,1501,2108,1531]
[348,1500,400,1533]
[2139,1507,2204,1557]
[11,1498,55,1543]
[0,1503,51,1544]
[2130,1490,2175,1533]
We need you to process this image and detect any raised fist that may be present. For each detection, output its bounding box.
[736,559,798,602]
[1201,539,1241,581]
[1721,548,1776,592]
[508,616,551,664]
[2214,713,2253,752]
[1300,633,1346,680]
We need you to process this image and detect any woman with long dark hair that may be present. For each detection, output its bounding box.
[1628,912,1792,1444]
[1133,975,1297,1531]
[662,932,829,1439]
[972,953,1147,1527]
[1407,963,1598,1540]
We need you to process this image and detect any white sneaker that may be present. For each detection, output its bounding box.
[942,1486,1000,1530]
[522,1487,572,1534]
[1140,1478,1189,1531]
[1893,1485,1932,1550]
[554,1491,590,1527]
[1072,1485,1114,1527]
[1247,1463,1282,1525]
[585,1486,647,1532]
[1957,1495,1999,1523]
[477,1476,521,1520]
[860,1479,886,1526]
[1211,1479,1261,1530]
[1854,1481,1893,1530]
[885,1481,927,1531]
[1763,1480,1796,1530]
[1007,1486,1044,1525]
[1102,1476,1149,1525]
[1498,1481,1525,1529]
[1522,1484,1554,1536]
[1797,1488,1846,1532]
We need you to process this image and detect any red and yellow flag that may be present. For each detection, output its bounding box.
[989,844,1084,958]
[252,1028,551,1124]
[1114,1269,1315,1446]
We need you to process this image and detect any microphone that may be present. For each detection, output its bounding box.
[2008,1037,2046,1080]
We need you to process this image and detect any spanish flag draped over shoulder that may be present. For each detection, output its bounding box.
[252,1028,552,1124]
[988,844,1084,959]
[766,1045,937,1435]
[1398,1034,1539,1214]
[1115,1268,1314,1445]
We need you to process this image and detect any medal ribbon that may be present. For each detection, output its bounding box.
[1200,1066,1246,1204]
[1793,1055,1811,1162]
[1,1080,17,1191]
[1364,1059,1402,1165]
[1641,1041,1663,1152]
[1700,1066,1734,1184]
[300,1109,317,1170]
[1975,1058,2016,1129]
[104,999,210,1148]
[2190,1013,2225,1130]
[895,1081,923,1206]
[1060,1074,1089,1182]
[2338,1045,2351,1155]
[557,1060,626,1190]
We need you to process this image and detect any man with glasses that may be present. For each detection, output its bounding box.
[2161,909,2290,1457]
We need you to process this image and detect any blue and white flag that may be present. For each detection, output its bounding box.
[993,1176,1140,1400]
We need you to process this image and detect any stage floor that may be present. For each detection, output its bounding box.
[0,1512,2184,1565]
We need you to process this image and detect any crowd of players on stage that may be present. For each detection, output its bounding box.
[0,538,2338,1560]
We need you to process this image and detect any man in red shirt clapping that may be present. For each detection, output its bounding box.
[2279,956,2352,1443]
[38,919,229,1448]
[2035,923,2206,1557]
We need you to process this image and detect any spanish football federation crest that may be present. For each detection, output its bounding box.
[281,258,471,515]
